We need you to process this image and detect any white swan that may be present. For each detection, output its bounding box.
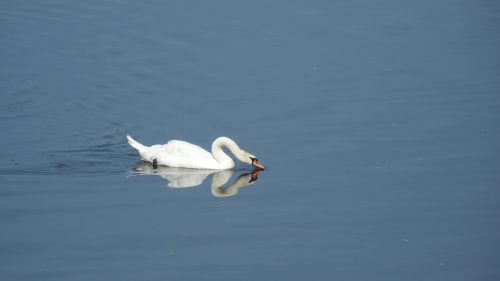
[126,135,265,170]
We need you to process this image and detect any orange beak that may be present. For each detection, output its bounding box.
[251,159,265,170]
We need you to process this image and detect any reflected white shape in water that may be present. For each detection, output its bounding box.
[129,161,261,197]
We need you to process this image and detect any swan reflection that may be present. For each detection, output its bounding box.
[129,161,262,197]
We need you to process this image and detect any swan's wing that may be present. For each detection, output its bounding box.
[163,140,214,159]
[142,140,218,168]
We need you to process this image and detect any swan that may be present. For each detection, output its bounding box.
[126,135,265,170]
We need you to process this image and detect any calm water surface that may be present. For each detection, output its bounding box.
[1,0,500,280]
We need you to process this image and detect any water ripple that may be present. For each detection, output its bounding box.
[0,134,135,176]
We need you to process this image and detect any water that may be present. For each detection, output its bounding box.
[1,0,500,280]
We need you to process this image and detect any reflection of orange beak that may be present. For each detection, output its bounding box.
[250,170,261,183]
[251,159,265,170]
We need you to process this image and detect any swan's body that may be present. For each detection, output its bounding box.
[127,135,264,170]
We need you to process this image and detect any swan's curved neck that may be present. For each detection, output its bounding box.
[211,137,243,169]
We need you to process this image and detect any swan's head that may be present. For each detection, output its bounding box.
[248,156,265,170]
[235,150,265,170]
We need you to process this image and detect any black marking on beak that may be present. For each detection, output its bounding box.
[250,157,264,170]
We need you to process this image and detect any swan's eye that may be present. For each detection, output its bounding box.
[250,157,258,162]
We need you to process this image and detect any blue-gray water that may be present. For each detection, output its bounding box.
[1,1,500,280]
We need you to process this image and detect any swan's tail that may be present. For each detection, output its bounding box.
[127,134,147,153]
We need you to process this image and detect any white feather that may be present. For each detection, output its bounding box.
[126,135,262,170]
